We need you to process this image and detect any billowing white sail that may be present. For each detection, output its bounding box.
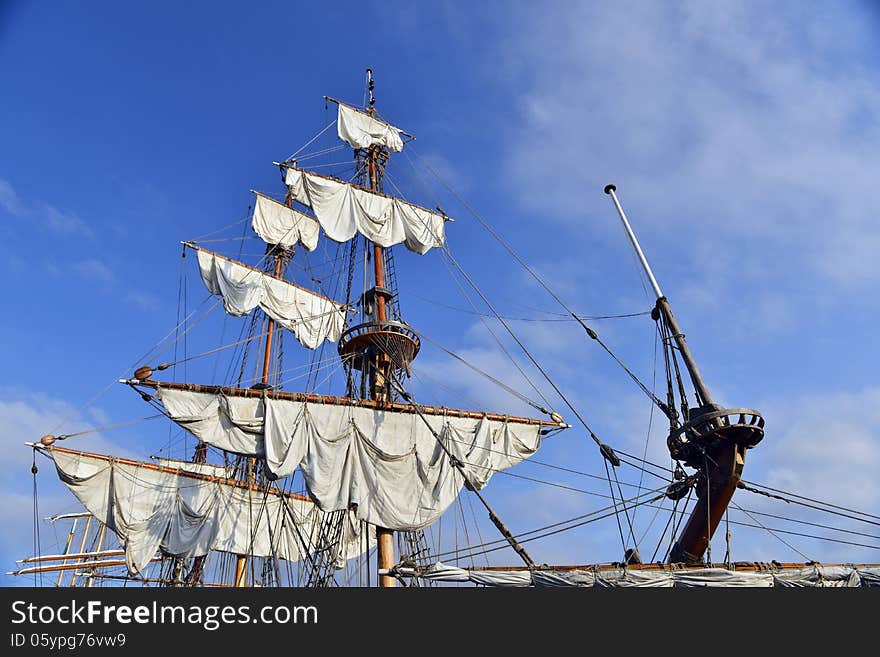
[49,447,370,575]
[285,167,446,255]
[251,192,319,251]
[337,103,404,152]
[157,388,550,531]
[196,249,345,349]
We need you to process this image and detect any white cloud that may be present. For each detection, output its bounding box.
[126,290,161,311]
[0,178,93,237]
[72,258,116,286]
[39,202,93,237]
[757,388,880,513]
[0,178,25,216]
[0,390,140,585]
[491,1,880,295]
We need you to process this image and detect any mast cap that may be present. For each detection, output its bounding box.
[604,184,617,195]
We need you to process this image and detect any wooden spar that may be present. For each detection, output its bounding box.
[233,557,247,588]
[48,512,92,521]
[69,514,92,587]
[55,518,77,587]
[365,79,396,587]
[668,443,745,564]
[133,380,561,428]
[260,243,285,384]
[10,557,162,577]
[43,445,312,502]
[237,248,286,588]
[21,549,125,563]
[86,523,108,588]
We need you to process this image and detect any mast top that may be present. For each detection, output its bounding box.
[604,183,663,300]
[366,68,375,116]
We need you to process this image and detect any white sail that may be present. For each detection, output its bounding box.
[251,192,319,251]
[395,563,880,588]
[49,447,370,575]
[196,249,345,350]
[157,388,549,531]
[337,103,404,152]
[285,166,446,255]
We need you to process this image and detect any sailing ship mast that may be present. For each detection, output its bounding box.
[362,69,396,587]
[604,184,765,564]
[234,194,288,587]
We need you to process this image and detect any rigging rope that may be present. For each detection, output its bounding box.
[739,480,880,523]
[31,449,42,586]
[438,249,556,410]
[284,119,337,162]
[391,375,536,567]
[438,242,617,457]
[410,145,671,418]
[54,414,164,441]
[412,293,652,322]
[427,486,669,563]
[412,329,549,414]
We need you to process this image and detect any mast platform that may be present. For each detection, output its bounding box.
[338,320,420,374]
[667,406,765,469]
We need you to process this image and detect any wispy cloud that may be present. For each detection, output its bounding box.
[70,260,165,311]
[0,390,139,585]
[490,1,880,295]
[72,258,116,286]
[0,178,25,216]
[39,202,92,237]
[0,178,93,237]
[125,290,162,311]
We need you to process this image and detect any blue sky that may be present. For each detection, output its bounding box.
[3,1,880,584]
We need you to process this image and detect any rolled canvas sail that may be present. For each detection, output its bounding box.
[158,388,546,531]
[49,447,369,575]
[251,193,320,251]
[396,563,880,588]
[337,103,404,152]
[196,249,345,349]
[285,167,446,255]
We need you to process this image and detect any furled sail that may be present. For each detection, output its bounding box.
[337,103,404,152]
[284,166,446,255]
[195,248,345,349]
[47,446,370,575]
[251,192,319,251]
[394,563,880,588]
[155,386,559,531]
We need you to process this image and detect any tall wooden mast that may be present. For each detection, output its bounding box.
[234,241,285,587]
[363,70,396,588]
[604,184,764,564]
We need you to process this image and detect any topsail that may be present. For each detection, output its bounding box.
[284,166,446,254]
[194,247,346,350]
[251,192,319,251]
[336,103,404,152]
